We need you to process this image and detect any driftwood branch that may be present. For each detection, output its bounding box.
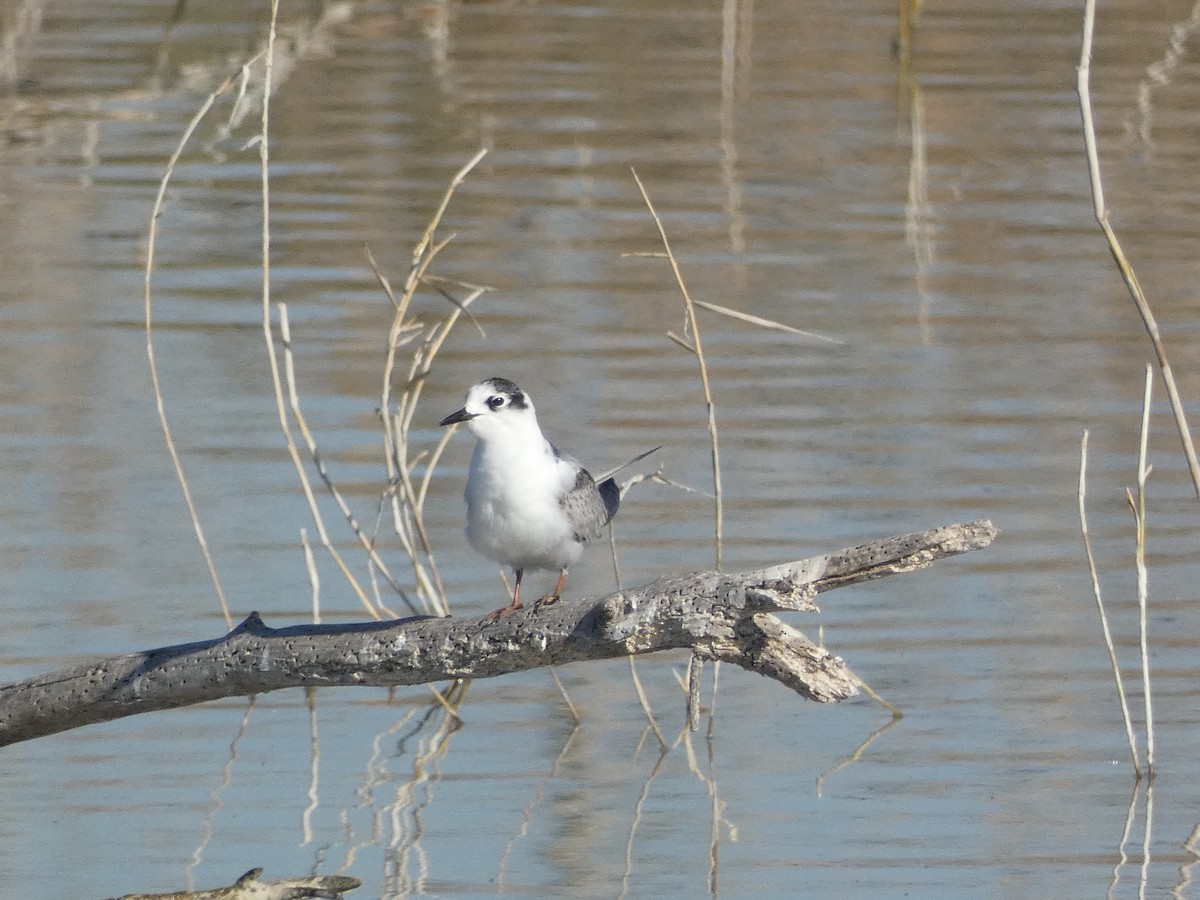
[108,866,361,900]
[0,520,995,748]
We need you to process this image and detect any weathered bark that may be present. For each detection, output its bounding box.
[0,520,995,748]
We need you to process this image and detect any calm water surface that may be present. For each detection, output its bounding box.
[2,1,1199,897]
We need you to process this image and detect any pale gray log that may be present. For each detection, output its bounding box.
[106,866,360,899]
[0,520,996,748]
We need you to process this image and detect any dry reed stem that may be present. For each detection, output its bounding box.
[665,331,696,354]
[300,527,320,624]
[251,2,368,620]
[896,0,922,59]
[1132,364,1155,775]
[277,306,395,619]
[631,169,728,742]
[1078,430,1140,774]
[143,54,264,630]
[856,678,903,718]
[606,495,667,747]
[415,426,457,511]
[1077,0,1200,497]
[368,152,489,617]
[630,168,724,570]
[252,1,360,625]
[255,5,396,621]
[278,301,407,606]
[391,287,493,604]
[633,168,734,748]
[366,250,443,613]
[693,299,842,344]
[378,148,486,427]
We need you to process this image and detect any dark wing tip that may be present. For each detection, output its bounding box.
[598,477,620,524]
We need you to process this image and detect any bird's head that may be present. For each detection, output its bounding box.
[439,377,540,442]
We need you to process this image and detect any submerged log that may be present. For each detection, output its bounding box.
[0,520,995,748]
[107,866,361,900]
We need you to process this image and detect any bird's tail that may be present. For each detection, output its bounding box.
[598,478,620,525]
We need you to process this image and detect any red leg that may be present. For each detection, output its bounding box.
[536,569,568,607]
[485,568,524,623]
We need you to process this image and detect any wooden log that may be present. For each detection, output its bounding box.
[0,520,996,747]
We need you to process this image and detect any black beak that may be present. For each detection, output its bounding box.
[439,408,475,427]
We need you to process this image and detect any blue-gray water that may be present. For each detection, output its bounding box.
[2,1,1199,896]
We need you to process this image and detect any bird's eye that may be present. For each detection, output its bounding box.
[487,395,506,410]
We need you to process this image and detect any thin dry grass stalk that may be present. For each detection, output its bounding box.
[630,168,725,570]
[1077,0,1200,497]
[1078,429,1140,776]
[144,52,267,629]
[1130,365,1155,775]
[277,306,395,620]
[253,3,393,623]
[693,299,842,345]
[372,148,490,618]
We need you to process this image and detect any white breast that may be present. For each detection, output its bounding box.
[463,436,583,572]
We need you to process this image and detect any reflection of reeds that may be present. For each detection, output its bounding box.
[496,723,581,888]
[618,747,669,900]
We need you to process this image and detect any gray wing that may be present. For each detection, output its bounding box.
[560,467,620,543]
